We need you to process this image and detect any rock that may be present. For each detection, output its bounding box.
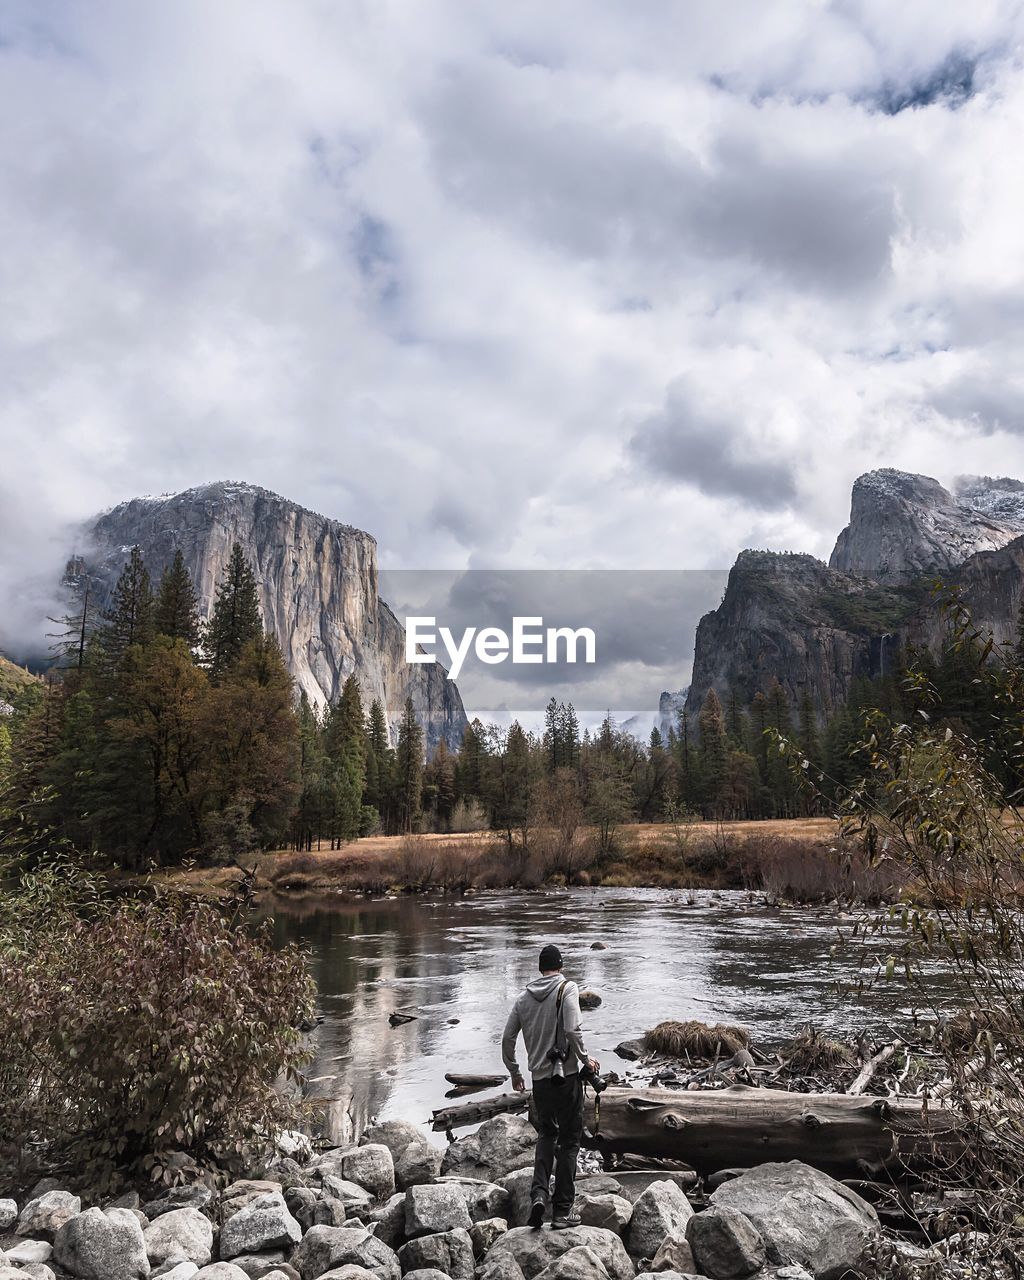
[432,1178,509,1223]
[224,1183,283,1206]
[686,1208,765,1280]
[709,1162,879,1280]
[109,1192,143,1211]
[634,1272,710,1280]
[396,1228,474,1280]
[575,1178,623,1199]
[142,1189,216,1223]
[626,1183,693,1261]
[401,1272,450,1280]
[611,1176,696,1207]
[312,1148,395,1202]
[228,1254,292,1279]
[441,1115,537,1182]
[649,1239,696,1274]
[590,944,607,951]
[705,1173,746,1194]
[394,1145,443,1192]
[573,1196,631,1235]
[4,1242,53,1265]
[152,1264,200,1280]
[220,1194,302,1260]
[368,1196,406,1250]
[144,1209,215,1268]
[19,1264,57,1280]
[361,1121,424,1164]
[486,1227,635,1280]
[534,1246,609,1280]
[193,1267,251,1280]
[577,993,602,1012]
[478,1255,526,1280]
[469,1218,507,1257]
[0,1269,33,1280]
[321,1178,376,1219]
[53,1206,150,1280]
[283,1188,319,1234]
[0,1204,16,1233]
[613,1042,646,1062]
[17,1192,82,1243]
[316,1268,380,1280]
[404,1186,472,1238]
[258,1273,301,1280]
[497,1170,536,1229]
[291,1226,401,1280]
[277,1131,313,1162]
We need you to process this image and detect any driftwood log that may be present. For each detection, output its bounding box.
[432,1090,530,1130]
[584,1085,960,1179]
[445,1072,507,1087]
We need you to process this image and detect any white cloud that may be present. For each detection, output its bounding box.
[3,0,1024,658]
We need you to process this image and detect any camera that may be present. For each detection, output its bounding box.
[547,1046,568,1079]
[579,1061,608,1093]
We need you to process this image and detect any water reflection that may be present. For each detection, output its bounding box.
[261,888,923,1144]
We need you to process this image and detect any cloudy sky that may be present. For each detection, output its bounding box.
[4,0,1024,666]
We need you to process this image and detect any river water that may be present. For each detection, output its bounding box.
[262,887,921,1144]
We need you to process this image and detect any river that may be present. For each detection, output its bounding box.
[262,887,923,1145]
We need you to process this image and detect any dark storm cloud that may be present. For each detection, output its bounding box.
[627,380,798,510]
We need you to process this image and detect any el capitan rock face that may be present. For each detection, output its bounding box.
[75,481,467,749]
[685,470,1024,725]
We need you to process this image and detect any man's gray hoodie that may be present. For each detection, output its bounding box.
[501,974,588,1081]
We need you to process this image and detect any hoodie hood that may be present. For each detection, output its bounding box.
[526,974,566,1002]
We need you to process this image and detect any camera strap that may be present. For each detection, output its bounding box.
[554,979,569,1058]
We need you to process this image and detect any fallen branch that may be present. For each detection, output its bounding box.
[848,1042,901,1096]
[431,1090,530,1131]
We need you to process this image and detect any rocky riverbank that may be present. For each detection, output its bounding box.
[0,1109,991,1280]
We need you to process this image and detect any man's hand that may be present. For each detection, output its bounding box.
[588,1058,600,1074]
[512,1074,526,1093]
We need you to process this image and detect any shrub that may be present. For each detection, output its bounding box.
[449,798,489,833]
[0,865,316,1192]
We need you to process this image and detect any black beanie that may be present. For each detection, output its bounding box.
[539,944,563,972]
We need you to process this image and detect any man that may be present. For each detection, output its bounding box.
[501,943,600,1229]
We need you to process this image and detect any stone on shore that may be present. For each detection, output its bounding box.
[496,1170,535,1228]
[709,1162,879,1280]
[649,1237,697,1274]
[478,1258,526,1280]
[396,1227,475,1280]
[17,1191,82,1242]
[433,1177,509,1223]
[4,1241,54,1266]
[228,1252,293,1278]
[395,1145,444,1191]
[625,1183,693,1261]
[143,1208,215,1268]
[0,1201,17,1232]
[534,1245,610,1280]
[401,1271,451,1280]
[311,1147,395,1202]
[220,1193,302,1260]
[143,1189,216,1222]
[368,1195,407,1250]
[441,1115,537,1182]
[291,1226,401,1280]
[686,1207,766,1279]
[193,1266,251,1280]
[486,1226,635,1280]
[469,1217,508,1257]
[404,1185,473,1237]
[574,1195,632,1235]
[53,1206,150,1280]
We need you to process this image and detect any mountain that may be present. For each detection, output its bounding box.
[658,689,688,738]
[73,482,468,750]
[0,652,40,714]
[829,469,1024,581]
[685,470,1024,724]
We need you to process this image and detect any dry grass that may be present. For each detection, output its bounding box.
[781,1025,856,1074]
[644,1019,749,1058]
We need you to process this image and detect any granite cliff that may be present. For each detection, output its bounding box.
[74,482,468,750]
[685,470,1024,724]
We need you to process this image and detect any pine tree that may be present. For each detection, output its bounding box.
[364,698,393,829]
[95,547,154,670]
[154,550,202,649]
[324,675,366,845]
[206,543,262,678]
[698,688,727,817]
[394,698,423,834]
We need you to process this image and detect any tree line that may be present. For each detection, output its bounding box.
[4,547,1020,869]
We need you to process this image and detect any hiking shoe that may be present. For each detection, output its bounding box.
[551,1212,581,1230]
[528,1200,546,1229]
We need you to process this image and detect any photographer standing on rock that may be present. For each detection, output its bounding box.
[501,944,601,1230]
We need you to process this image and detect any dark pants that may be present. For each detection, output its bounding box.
[530,1074,584,1216]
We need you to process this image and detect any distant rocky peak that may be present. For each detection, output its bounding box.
[829,467,1024,582]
